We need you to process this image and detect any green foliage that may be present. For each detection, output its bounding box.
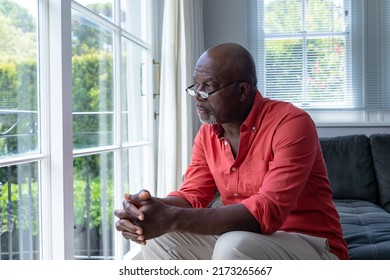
[73,177,114,232]
[0,0,116,256]
[0,165,114,237]
[0,175,39,236]
[0,62,17,109]
[16,58,38,111]
[72,52,113,112]
[72,4,113,57]
[0,59,39,158]
[73,154,114,233]
[0,59,38,110]
[1,51,115,235]
[265,0,302,33]
[0,1,36,62]
[0,0,35,33]
[0,0,38,157]
[265,0,344,33]
[72,51,114,149]
[264,0,346,105]
[86,2,113,19]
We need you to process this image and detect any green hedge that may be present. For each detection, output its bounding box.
[0,51,114,239]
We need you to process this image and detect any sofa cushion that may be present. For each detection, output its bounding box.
[335,199,390,259]
[320,135,378,202]
[370,134,390,213]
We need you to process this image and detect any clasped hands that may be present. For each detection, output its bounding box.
[114,189,170,245]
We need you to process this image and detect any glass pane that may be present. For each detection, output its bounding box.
[73,152,114,259]
[121,0,148,42]
[264,0,302,33]
[264,0,345,34]
[121,38,149,144]
[75,0,113,21]
[72,10,114,150]
[0,0,39,158]
[0,162,40,260]
[307,37,347,106]
[121,147,151,194]
[120,146,151,254]
[265,39,303,103]
[306,0,345,33]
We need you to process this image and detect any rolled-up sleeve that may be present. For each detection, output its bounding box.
[168,126,218,208]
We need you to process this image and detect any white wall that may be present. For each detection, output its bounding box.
[203,0,248,49]
[202,0,390,137]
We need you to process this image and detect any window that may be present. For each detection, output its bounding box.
[0,0,40,260]
[248,0,390,124]
[72,1,153,259]
[0,0,155,260]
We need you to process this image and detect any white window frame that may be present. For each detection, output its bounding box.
[248,0,390,127]
[41,0,74,259]
[0,0,155,260]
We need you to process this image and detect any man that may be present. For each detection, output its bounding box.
[114,43,349,260]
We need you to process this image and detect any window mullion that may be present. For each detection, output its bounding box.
[46,0,74,260]
[302,0,308,105]
[113,0,125,260]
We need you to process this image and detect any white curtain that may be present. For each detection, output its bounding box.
[157,0,204,197]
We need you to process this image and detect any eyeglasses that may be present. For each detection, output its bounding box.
[185,80,246,99]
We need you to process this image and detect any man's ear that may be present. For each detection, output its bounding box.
[239,82,251,101]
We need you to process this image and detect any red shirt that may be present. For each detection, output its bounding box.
[169,92,349,260]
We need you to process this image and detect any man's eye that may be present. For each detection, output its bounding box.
[193,83,215,90]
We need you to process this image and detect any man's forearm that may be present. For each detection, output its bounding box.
[160,195,192,208]
[169,203,261,236]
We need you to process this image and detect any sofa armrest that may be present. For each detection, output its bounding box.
[370,134,390,212]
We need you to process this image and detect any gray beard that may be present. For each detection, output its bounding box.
[199,114,218,125]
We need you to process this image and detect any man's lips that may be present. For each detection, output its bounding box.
[196,106,208,113]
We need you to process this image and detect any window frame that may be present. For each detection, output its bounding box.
[0,0,155,260]
[248,0,390,126]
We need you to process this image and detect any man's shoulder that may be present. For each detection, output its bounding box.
[258,96,309,120]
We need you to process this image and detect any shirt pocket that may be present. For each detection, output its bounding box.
[244,159,270,196]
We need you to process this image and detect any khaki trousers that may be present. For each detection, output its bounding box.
[141,231,339,260]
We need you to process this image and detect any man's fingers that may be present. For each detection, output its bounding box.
[115,219,146,244]
[122,190,151,220]
[123,202,145,221]
[121,231,147,245]
[121,231,146,245]
[114,209,127,219]
[114,207,143,221]
[115,219,143,235]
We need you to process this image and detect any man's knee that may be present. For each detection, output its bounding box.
[143,232,217,260]
[212,231,252,259]
[212,231,338,260]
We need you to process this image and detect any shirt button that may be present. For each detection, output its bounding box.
[251,126,256,131]
[233,193,239,197]
[224,141,228,146]
[231,167,236,171]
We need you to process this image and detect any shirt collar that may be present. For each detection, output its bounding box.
[211,91,265,137]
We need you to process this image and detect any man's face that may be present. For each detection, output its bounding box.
[192,54,241,125]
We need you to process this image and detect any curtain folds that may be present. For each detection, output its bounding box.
[157,0,204,197]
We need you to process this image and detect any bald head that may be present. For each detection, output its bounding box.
[198,43,258,89]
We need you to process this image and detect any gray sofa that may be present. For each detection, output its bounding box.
[209,133,390,259]
[320,134,390,259]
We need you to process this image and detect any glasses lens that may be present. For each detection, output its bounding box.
[186,87,209,99]
[187,88,196,96]
[197,91,208,98]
